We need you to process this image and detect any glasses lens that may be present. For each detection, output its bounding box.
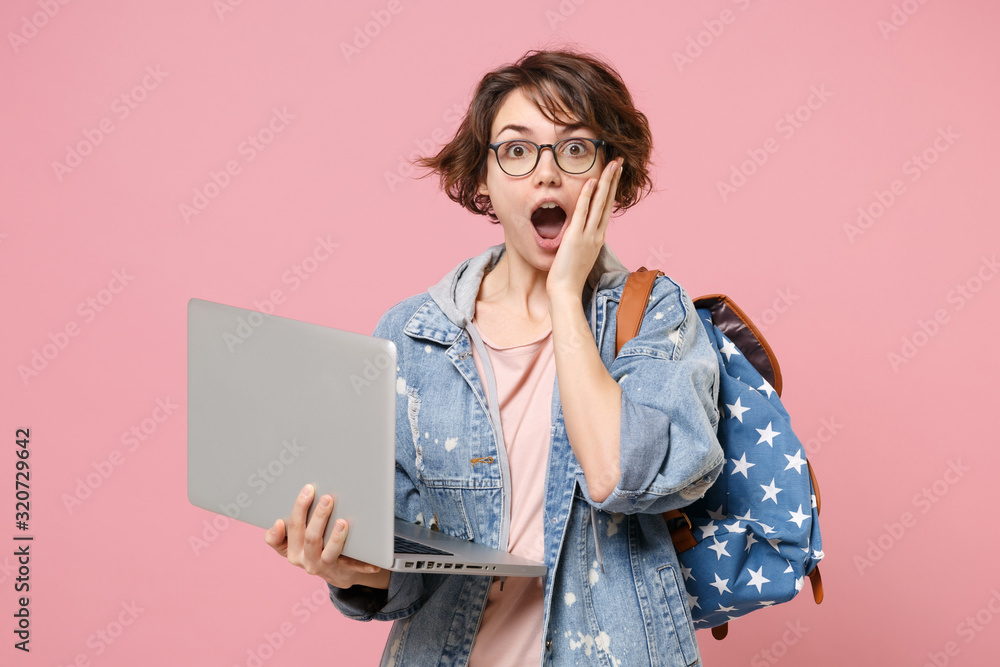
[497,141,538,177]
[554,139,597,174]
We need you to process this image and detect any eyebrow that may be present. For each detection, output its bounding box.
[495,123,589,140]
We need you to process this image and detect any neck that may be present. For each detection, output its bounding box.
[480,252,555,324]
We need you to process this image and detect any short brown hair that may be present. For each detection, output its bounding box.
[414,49,653,223]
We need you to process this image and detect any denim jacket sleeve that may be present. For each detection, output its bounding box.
[577,276,724,515]
[328,305,428,622]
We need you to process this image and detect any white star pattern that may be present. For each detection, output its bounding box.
[708,537,731,560]
[731,453,755,478]
[746,566,770,593]
[710,573,731,594]
[755,422,781,447]
[784,449,807,474]
[788,505,809,528]
[724,520,743,533]
[726,397,750,422]
[719,338,741,361]
[678,309,823,628]
[687,592,700,610]
[707,505,727,520]
[760,478,783,504]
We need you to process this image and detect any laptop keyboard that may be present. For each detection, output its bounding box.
[394,535,454,556]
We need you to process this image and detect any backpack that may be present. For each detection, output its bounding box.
[616,268,824,640]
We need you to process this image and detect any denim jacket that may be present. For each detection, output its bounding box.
[330,244,723,666]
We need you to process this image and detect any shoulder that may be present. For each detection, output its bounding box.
[600,270,695,326]
[372,292,435,338]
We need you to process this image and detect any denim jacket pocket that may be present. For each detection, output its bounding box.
[656,564,701,667]
[419,485,475,542]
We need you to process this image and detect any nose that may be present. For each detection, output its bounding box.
[534,145,561,185]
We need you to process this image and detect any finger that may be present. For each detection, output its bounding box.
[303,493,335,561]
[570,178,598,234]
[584,160,620,234]
[597,159,624,232]
[286,484,315,555]
[264,519,288,556]
[338,555,381,573]
[320,517,351,565]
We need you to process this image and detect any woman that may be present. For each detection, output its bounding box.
[265,49,723,666]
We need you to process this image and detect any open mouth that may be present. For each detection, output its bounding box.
[530,203,567,239]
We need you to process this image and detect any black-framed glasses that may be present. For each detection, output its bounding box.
[488,137,605,177]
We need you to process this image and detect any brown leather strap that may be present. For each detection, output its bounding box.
[711,623,729,640]
[615,267,660,356]
[808,461,821,515]
[693,294,782,396]
[808,566,824,604]
[663,510,697,552]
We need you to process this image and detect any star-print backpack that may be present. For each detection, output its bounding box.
[617,268,824,640]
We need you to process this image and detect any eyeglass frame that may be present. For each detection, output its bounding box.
[487,137,607,177]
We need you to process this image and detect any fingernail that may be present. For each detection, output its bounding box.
[334,520,346,534]
[319,495,331,508]
[300,484,313,498]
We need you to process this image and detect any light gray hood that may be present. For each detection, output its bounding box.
[427,243,630,330]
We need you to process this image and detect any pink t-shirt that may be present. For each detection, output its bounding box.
[467,317,555,667]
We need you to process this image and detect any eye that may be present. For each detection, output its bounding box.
[503,141,532,159]
[560,140,590,157]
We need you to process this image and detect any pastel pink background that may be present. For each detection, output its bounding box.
[2,0,998,665]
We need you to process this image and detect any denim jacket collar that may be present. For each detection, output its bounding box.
[406,242,630,343]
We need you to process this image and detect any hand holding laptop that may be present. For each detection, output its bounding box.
[264,483,390,591]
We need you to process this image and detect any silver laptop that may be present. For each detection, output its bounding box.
[187,298,545,577]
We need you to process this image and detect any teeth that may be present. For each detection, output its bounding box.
[540,202,558,209]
